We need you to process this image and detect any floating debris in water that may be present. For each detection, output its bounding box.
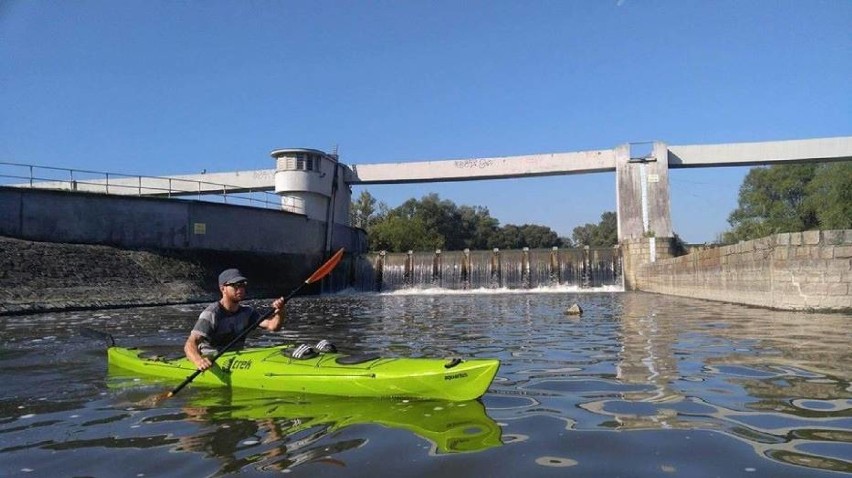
[535,456,578,467]
[19,414,35,419]
[502,433,529,444]
[241,439,260,446]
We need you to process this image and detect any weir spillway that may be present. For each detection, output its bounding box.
[352,248,622,292]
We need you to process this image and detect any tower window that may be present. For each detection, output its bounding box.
[293,153,317,171]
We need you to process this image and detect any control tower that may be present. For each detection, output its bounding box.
[271,148,350,226]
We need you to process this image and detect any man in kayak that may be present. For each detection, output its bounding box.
[184,268,286,371]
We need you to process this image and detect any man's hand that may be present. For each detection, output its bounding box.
[271,297,286,313]
[261,297,287,332]
[193,356,213,371]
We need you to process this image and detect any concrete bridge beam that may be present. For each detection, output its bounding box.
[8,136,849,241]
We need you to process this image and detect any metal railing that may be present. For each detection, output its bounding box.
[0,161,282,210]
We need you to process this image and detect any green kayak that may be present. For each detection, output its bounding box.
[107,344,500,401]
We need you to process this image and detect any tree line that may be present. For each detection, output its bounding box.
[350,161,850,252]
[721,162,851,243]
[350,192,617,252]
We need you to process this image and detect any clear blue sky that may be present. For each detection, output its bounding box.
[2,1,850,243]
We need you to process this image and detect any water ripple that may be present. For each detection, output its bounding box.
[1,292,850,476]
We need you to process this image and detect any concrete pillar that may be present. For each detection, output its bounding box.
[432,249,442,287]
[490,248,501,288]
[615,142,673,241]
[461,248,471,289]
[375,251,386,292]
[404,250,414,288]
[617,142,674,289]
[549,246,560,285]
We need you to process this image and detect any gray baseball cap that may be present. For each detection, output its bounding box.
[218,268,247,286]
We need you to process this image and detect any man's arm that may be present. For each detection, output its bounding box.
[184,332,213,371]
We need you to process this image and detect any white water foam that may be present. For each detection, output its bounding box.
[333,284,623,297]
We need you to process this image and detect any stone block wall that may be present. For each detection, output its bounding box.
[620,237,678,291]
[624,230,851,311]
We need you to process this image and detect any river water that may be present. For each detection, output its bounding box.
[0,290,850,477]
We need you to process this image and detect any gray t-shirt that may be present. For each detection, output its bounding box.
[191,301,260,355]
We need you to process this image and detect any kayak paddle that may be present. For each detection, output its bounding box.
[163,247,345,400]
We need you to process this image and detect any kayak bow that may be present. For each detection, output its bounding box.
[108,345,500,401]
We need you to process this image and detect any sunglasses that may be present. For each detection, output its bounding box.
[226,281,248,288]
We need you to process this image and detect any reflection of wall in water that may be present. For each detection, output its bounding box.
[352,247,622,291]
[616,293,680,403]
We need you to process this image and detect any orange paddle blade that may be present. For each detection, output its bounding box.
[306,248,345,284]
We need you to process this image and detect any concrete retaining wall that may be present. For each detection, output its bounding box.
[625,231,852,311]
[0,187,367,314]
[0,186,365,254]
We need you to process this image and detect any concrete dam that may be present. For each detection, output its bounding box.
[2,135,850,312]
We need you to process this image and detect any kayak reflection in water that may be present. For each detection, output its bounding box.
[175,402,362,474]
[166,390,500,473]
[184,268,286,371]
